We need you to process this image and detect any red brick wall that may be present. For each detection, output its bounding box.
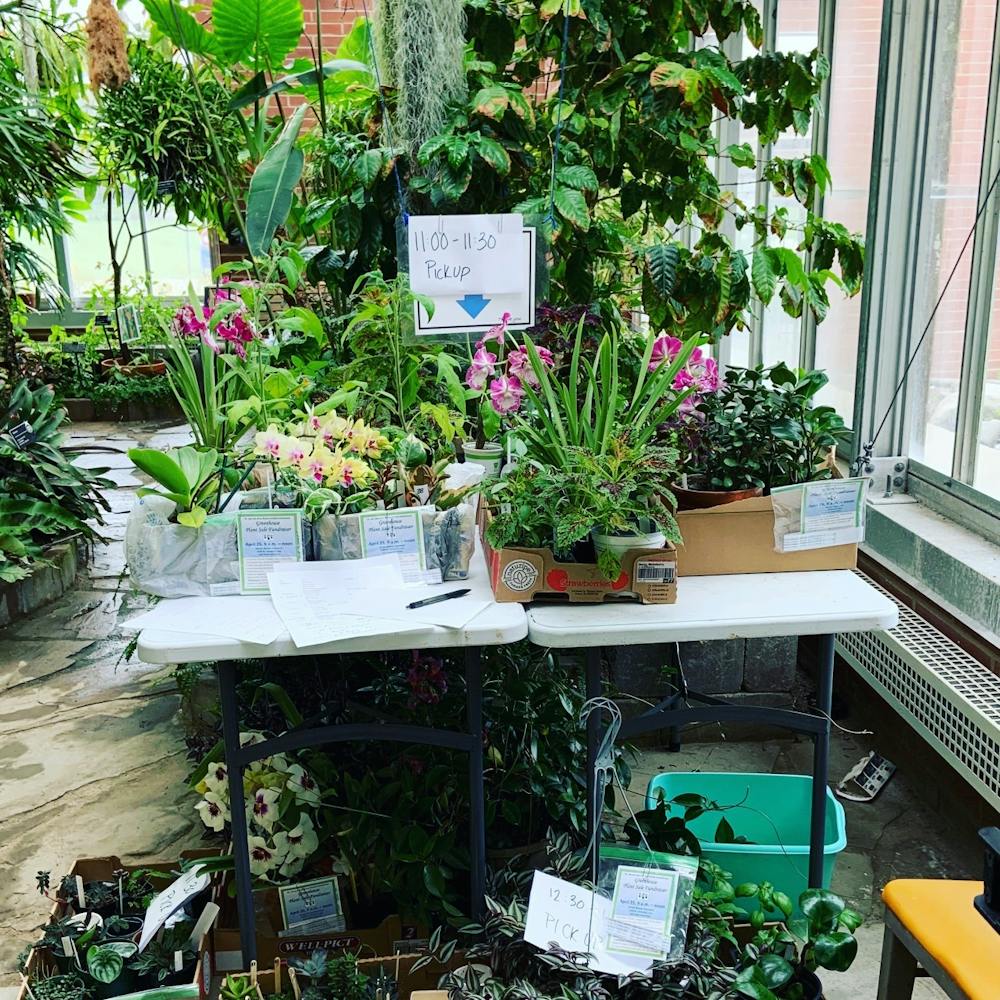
[296,0,367,57]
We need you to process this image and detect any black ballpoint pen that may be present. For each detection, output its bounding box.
[407,588,471,609]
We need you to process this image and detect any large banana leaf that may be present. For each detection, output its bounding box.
[229,59,370,110]
[246,105,307,257]
[212,0,304,70]
[141,0,218,57]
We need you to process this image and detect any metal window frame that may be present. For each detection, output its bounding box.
[856,0,1000,524]
[953,1,1000,485]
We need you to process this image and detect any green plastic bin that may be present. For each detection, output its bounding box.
[645,772,846,912]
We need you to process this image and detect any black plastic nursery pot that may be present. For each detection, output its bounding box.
[102,916,143,942]
[797,968,824,1000]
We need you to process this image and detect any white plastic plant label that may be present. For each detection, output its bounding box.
[771,477,867,552]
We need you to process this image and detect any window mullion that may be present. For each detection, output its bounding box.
[952,4,1000,484]
[800,0,836,372]
[749,0,778,368]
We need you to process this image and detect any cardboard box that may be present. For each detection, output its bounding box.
[224,950,464,1000]
[675,494,858,576]
[479,508,677,604]
[18,852,219,1000]
[212,881,426,971]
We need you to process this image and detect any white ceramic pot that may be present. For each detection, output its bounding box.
[462,441,504,480]
[591,528,666,561]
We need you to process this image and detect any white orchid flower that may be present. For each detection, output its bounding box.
[251,787,281,830]
[248,836,285,877]
[286,765,322,806]
[195,792,229,832]
[273,813,319,863]
[204,762,229,796]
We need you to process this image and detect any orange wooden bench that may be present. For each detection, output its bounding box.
[878,879,999,999]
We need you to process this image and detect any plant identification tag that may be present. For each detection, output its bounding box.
[60,937,75,959]
[356,507,431,581]
[408,214,523,295]
[138,865,211,952]
[75,875,86,909]
[186,901,220,948]
[278,876,345,933]
[236,510,305,595]
[771,476,867,552]
[8,420,35,449]
[605,866,678,959]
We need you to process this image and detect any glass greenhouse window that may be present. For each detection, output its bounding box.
[909,0,997,477]
[974,243,1000,495]
[814,0,884,418]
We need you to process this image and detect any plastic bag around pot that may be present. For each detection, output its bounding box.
[311,502,477,581]
[125,494,240,598]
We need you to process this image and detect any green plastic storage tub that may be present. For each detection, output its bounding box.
[645,772,847,911]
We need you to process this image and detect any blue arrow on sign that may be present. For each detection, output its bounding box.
[456,293,491,318]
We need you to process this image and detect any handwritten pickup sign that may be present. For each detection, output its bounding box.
[523,870,678,977]
[408,213,523,295]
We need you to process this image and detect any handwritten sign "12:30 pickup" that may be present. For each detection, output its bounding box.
[408,213,523,296]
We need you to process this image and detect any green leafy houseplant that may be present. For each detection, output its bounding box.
[79,940,138,996]
[0,381,111,583]
[127,925,196,986]
[513,317,701,469]
[733,888,861,1000]
[29,974,88,1000]
[128,446,221,528]
[673,363,847,493]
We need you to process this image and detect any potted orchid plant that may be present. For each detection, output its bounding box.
[192,734,323,881]
[462,311,554,477]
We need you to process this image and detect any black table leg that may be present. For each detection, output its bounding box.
[809,634,835,887]
[466,647,486,918]
[218,660,256,967]
[585,647,603,848]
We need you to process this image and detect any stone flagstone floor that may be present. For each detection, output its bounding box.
[0,422,204,992]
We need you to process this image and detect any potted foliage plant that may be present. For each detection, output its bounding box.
[124,445,244,598]
[483,316,698,577]
[670,363,846,509]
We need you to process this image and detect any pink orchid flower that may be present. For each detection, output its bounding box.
[465,346,497,391]
[648,333,683,371]
[507,345,554,388]
[489,374,524,415]
[477,311,512,349]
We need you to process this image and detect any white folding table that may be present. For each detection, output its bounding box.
[137,554,526,967]
[525,570,899,883]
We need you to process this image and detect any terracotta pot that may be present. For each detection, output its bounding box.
[101,357,167,378]
[672,477,764,511]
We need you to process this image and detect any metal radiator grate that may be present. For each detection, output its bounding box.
[836,572,1000,811]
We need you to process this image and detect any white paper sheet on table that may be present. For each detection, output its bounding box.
[121,596,285,645]
[266,560,428,648]
[363,584,493,629]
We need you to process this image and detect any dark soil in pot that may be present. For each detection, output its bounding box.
[673,475,764,510]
